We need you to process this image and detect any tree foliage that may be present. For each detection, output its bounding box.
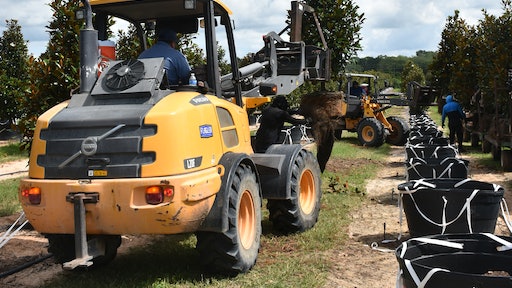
[0,19,29,124]
[115,24,144,60]
[346,51,435,90]
[401,60,425,92]
[302,0,365,78]
[18,0,81,147]
[430,0,512,115]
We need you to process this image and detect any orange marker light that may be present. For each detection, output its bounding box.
[28,187,42,205]
[145,186,163,205]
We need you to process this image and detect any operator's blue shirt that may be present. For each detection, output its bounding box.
[139,41,191,85]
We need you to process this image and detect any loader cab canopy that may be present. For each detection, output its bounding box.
[89,0,232,21]
[89,0,239,100]
[344,73,378,98]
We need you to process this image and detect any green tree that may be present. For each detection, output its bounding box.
[430,11,467,98]
[115,24,144,60]
[0,19,29,125]
[19,0,81,148]
[401,60,425,92]
[302,0,365,78]
[473,1,512,114]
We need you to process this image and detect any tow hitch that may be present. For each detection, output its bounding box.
[63,192,101,270]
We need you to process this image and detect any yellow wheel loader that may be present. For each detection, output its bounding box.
[19,0,328,275]
[335,73,410,147]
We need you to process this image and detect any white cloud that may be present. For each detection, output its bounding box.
[0,0,505,58]
[355,0,503,57]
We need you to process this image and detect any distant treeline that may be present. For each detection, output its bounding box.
[345,50,435,88]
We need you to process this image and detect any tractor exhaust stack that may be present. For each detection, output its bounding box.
[79,0,99,93]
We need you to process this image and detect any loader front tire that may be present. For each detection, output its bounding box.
[357,117,385,147]
[196,163,261,275]
[267,149,322,233]
[386,116,409,146]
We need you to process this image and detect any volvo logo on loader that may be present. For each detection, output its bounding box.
[190,95,211,106]
[81,137,98,156]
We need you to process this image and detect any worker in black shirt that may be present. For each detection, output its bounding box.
[254,96,307,153]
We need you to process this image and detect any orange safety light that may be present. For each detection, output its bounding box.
[145,186,164,205]
[24,187,42,205]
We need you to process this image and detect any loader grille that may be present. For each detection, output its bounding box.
[37,104,156,179]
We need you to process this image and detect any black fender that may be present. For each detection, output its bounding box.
[198,152,261,233]
[258,144,303,200]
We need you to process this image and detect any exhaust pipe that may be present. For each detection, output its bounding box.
[79,0,99,93]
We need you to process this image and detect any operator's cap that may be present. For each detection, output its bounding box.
[156,21,178,42]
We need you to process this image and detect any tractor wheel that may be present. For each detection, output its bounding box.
[357,118,385,147]
[385,116,409,146]
[46,234,121,268]
[267,149,322,233]
[46,234,74,264]
[196,163,261,275]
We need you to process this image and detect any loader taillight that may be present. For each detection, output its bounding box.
[145,186,174,205]
[22,187,42,205]
[163,187,174,198]
[146,186,163,204]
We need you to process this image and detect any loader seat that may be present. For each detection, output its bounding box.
[346,95,362,118]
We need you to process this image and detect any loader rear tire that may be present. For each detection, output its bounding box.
[357,118,385,147]
[267,149,322,234]
[196,163,261,275]
[46,234,121,269]
[386,116,409,146]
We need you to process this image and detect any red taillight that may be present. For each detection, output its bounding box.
[22,187,41,205]
[163,187,174,198]
[145,186,164,205]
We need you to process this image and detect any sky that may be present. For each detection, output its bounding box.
[0,0,504,58]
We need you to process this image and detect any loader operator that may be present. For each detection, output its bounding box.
[442,94,466,152]
[139,27,191,86]
[349,81,365,98]
[254,96,307,153]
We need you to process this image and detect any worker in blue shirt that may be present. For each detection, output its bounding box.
[349,81,365,98]
[139,27,191,86]
[442,95,466,151]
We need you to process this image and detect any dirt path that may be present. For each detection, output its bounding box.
[0,159,28,181]
[323,145,407,287]
[323,145,512,287]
